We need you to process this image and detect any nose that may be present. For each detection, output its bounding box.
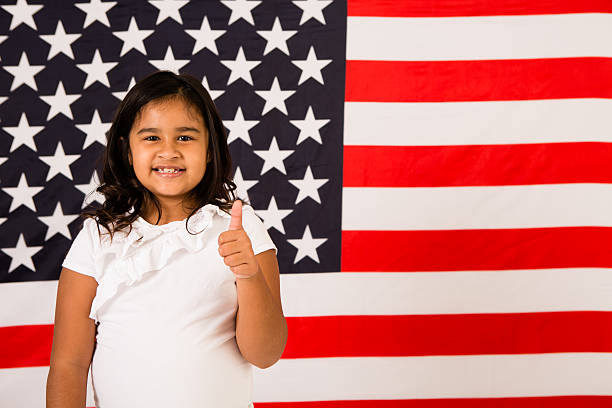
[156,137,180,159]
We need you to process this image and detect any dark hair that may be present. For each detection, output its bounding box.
[81,70,243,241]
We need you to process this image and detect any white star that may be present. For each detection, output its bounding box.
[75,0,116,28]
[257,17,297,55]
[220,46,260,86]
[75,110,110,149]
[292,0,332,25]
[39,142,80,182]
[292,46,332,85]
[186,16,225,55]
[225,107,257,145]
[76,49,118,89]
[253,137,294,175]
[221,0,261,25]
[39,81,80,121]
[39,21,80,60]
[75,171,105,207]
[1,0,43,31]
[113,17,154,57]
[232,166,257,202]
[39,203,80,241]
[149,46,190,74]
[289,165,328,204]
[2,233,43,273]
[255,196,292,234]
[3,113,43,153]
[256,17,297,56]
[3,52,44,92]
[289,106,330,145]
[112,77,135,101]
[255,77,295,115]
[150,0,188,24]
[287,225,327,263]
[3,173,43,212]
[202,76,224,100]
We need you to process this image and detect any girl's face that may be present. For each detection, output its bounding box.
[128,97,209,208]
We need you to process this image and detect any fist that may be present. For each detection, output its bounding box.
[217,200,260,279]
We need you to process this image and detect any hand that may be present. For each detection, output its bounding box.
[218,200,260,279]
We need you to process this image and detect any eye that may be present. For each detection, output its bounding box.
[178,135,193,141]
[144,135,159,141]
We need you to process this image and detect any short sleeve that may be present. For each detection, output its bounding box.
[241,205,277,255]
[62,218,99,280]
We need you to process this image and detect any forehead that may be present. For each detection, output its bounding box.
[133,96,204,126]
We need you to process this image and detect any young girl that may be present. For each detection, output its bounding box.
[46,70,288,407]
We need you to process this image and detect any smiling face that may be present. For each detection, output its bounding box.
[128,96,209,211]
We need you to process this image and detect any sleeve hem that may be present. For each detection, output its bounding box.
[252,244,277,256]
[61,261,97,281]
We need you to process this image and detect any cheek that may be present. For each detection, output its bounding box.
[131,151,152,176]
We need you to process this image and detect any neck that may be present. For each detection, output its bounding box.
[141,197,196,225]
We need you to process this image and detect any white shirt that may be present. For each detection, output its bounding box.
[62,203,277,408]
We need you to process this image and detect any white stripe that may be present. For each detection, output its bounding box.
[344,99,612,146]
[10,354,612,403]
[4,269,612,328]
[347,14,612,61]
[0,366,95,408]
[342,185,612,230]
[254,353,612,401]
[280,269,612,316]
[0,281,57,327]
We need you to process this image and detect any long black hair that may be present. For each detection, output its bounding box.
[81,70,242,241]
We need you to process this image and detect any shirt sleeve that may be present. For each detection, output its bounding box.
[241,204,278,256]
[62,218,99,280]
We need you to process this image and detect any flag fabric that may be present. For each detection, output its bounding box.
[2,0,612,407]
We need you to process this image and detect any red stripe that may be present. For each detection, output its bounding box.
[341,227,612,272]
[283,312,612,358]
[345,58,612,102]
[343,143,612,187]
[256,396,612,408]
[9,312,611,368]
[347,0,612,17]
[0,325,52,369]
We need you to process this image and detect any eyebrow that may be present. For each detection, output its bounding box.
[136,127,201,135]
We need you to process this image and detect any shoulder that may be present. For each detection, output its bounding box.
[79,216,119,248]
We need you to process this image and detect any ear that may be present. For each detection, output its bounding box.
[128,150,132,166]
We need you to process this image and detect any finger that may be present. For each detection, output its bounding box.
[229,200,242,230]
[223,253,248,267]
[218,230,244,246]
[218,241,242,257]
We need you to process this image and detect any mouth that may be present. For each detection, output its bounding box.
[152,168,185,174]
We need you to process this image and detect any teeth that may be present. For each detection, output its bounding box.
[156,168,181,173]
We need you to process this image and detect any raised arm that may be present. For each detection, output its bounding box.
[218,200,288,368]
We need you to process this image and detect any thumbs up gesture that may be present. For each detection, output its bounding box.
[218,200,260,279]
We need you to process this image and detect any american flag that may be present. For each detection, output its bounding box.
[2,0,612,406]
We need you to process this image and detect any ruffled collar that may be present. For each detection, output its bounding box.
[99,204,231,259]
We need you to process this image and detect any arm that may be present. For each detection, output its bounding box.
[46,267,98,408]
[218,200,288,368]
[234,249,287,369]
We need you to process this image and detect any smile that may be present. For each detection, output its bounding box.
[153,168,185,177]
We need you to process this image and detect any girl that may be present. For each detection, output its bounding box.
[46,70,288,407]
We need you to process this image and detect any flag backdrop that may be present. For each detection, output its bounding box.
[2,0,612,406]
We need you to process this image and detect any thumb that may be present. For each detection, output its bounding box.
[229,200,242,230]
